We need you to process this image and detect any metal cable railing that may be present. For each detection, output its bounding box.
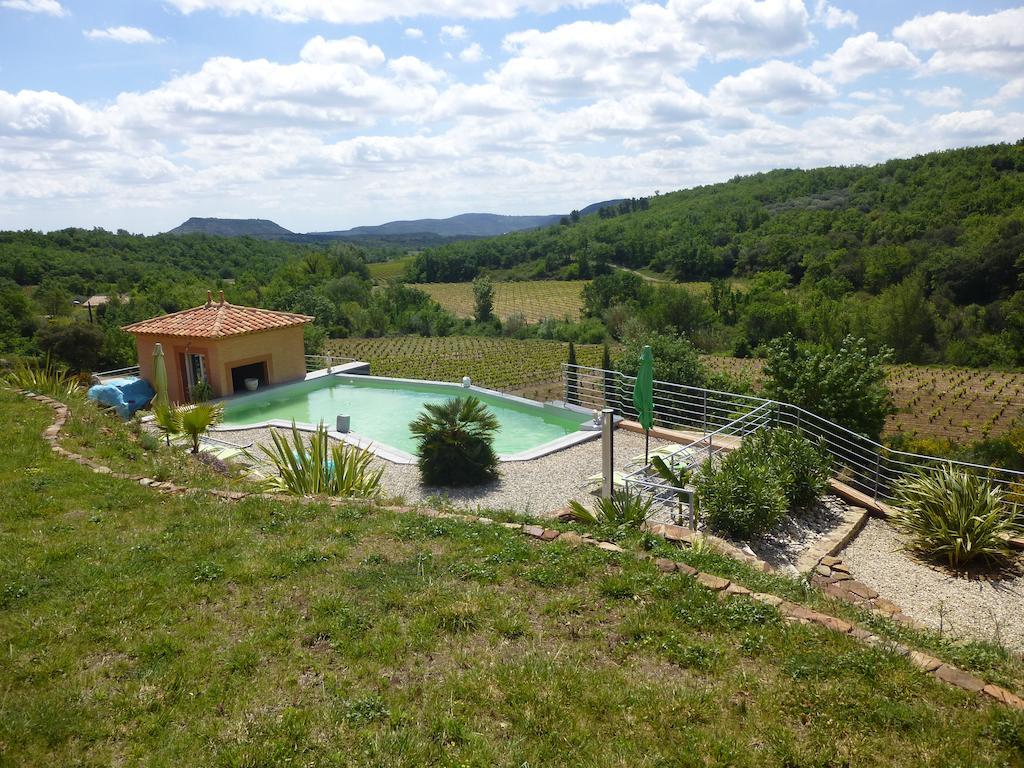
[565,363,1024,518]
[93,365,141,379]
[305,354,357,373]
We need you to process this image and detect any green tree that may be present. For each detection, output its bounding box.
[874,273,935,363]
[566,341,579,405]
[35,321,106,371]
[472,275,494,323]
[764,334,893,439]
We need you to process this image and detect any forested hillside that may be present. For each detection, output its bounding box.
[408,142,1024,367]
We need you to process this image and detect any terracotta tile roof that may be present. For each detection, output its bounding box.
[123,300,313,339]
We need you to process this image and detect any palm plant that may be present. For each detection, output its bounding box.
[152,404,181,447]
[177,402,224,454]
[567,490,654,528]
[260,422,383,498]
[410,397,499,486]
[650,456,695,527]
[894,465,1021,570]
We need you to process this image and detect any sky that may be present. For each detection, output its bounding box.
[0,1,1022,234]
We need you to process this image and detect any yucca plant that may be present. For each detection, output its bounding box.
[3,356,82,399]
[177,402,225,454]
[567,490,654,529]
[260,422,383,498]
[894,465,1021,570]
[410,397,499,486]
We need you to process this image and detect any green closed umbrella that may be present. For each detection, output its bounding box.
[153,342,169,411]
[633,344,654,463]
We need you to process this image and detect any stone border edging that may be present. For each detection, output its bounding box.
[16,388,1024,712]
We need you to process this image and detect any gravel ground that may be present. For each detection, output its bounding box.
[207,426,857,571]
[733,495,851,575]
[842,518,1024,652]
[212,425,668,517]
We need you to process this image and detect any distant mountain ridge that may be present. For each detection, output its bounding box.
[165,199,626,242]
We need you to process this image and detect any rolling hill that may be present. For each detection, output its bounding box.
[167,217,295,237]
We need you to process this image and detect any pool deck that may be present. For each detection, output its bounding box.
[216,422,668,517]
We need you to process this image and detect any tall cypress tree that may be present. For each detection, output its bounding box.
[601,342,614,410]
[566,341,579,405]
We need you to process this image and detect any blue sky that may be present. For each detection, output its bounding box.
[1,1,1022,233]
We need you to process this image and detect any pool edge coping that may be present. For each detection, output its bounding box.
[212,368,610,465]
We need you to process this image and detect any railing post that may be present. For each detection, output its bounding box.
[702,390,708,434]
[601,408,615,500]
[873,448,882,500]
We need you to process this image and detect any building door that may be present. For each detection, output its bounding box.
[184,352,208,400]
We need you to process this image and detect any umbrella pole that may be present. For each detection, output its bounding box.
[644,429,649,464]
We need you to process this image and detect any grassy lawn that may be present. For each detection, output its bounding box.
[2,391,1024,766]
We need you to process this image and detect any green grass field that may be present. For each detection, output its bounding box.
[2,390,1024,765]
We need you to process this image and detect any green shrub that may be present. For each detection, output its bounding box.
[410,397,499,486]
[567,489,654,529]
[893,465,1021,570]
[744,429,830,509]
[696,428,829,537]
[697,450,788,538]
[260,422,383,498]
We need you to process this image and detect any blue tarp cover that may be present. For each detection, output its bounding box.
[87,377,155,419]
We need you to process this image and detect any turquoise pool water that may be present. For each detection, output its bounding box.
[221,375,591,455]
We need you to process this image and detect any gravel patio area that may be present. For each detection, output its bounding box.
[842,518,1024,653]
[214,425,668,517]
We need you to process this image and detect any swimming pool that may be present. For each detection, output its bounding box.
[217,373,597,462]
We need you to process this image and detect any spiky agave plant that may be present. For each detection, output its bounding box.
[177,402,224,454]
[3,356,82,399]
[894,465,1021,570]
[567,489,654,529]
[410,397,499,486]
[260,422,382,498]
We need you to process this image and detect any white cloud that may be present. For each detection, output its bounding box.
[164,0,608,24]
[459,43,485,63]
[440,24,468,40]
[388,55,446,83]
[112,46,438,135]
[493,4,701,98]
[911,86,962,109]
[894,8,1024,76]
[84,26,163,44]
[812,1,856,30]
[929,109,1024,142]
[404,27,424,39]
[668,0,812,60]
[812,32,918,84]
[712,60,835,113]
[299,36,386,67]
[0,0,66,15]
[982,78,1024,106]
